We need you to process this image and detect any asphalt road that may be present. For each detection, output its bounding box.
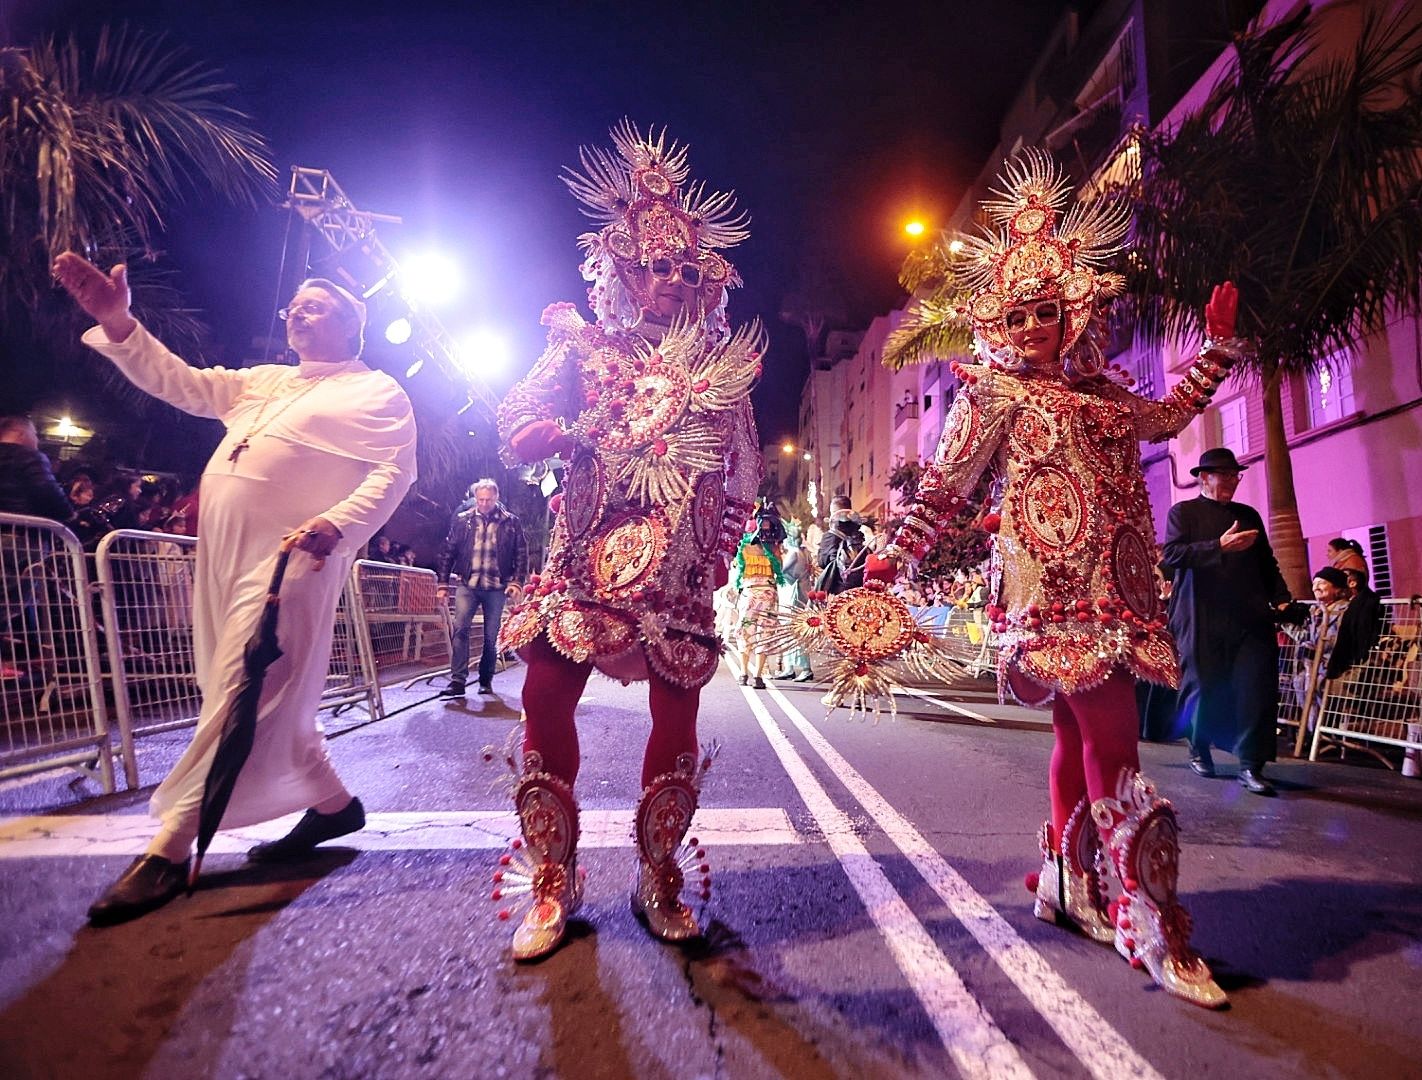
[2,662,1420,1080]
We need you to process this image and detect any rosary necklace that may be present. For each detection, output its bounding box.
[228,373,331,463]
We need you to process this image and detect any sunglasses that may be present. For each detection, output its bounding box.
[648,257,703,287]
[1003,300,1063,332]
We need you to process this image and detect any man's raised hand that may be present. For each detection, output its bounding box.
[1219,519,1258,553]
[52,254,137,343]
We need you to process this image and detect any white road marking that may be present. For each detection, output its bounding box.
[765,684,1164,1080]
[738,681,1034,1080]
[898,685,997,724]
[0,808,800,858]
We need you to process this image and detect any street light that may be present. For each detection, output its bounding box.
[904,220,926,237]
[781,441,795,454]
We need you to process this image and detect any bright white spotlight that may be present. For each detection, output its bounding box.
[385,317,413,345]
[405,357,425,378]
[458,328,512,377]
[400,253,461,306]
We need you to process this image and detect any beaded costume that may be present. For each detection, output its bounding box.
[886,150,1236,1008]
[491,122,761,962]
[498,128,762,691]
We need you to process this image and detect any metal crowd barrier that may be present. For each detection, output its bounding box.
[1308,598,1422,774]
[914,604,999,678]
[0,512,114,790]
[349,559,453,685]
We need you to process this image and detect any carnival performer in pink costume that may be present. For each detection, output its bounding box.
[492,123,762,961]
[887,151,1244,1008]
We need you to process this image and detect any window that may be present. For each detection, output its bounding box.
[1305,361,1356,428]
[1217,396,1248,455]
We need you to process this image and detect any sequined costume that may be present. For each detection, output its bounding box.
[489,122,761,962]
[888,150,1237,1008]
[497,303,761,689]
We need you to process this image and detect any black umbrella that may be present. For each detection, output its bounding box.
[188,544,294,892]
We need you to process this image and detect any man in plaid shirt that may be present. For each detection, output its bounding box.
[436,479,529,696]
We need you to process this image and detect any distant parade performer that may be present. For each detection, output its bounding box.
[54,253,417,925]
[492,122,762,960]
[885,151,1245,1007]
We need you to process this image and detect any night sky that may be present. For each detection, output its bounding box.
[8,0,1082,453]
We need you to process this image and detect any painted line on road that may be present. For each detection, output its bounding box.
[737,680,1033,1080]
[898,685,997,724]
[765,684,1163,1080]
[0,808,800,858]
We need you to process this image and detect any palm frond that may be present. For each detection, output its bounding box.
[882,298,974,371]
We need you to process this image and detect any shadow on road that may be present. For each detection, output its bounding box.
[0,851,357,1080]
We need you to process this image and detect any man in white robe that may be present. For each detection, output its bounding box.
[54,254,418,925]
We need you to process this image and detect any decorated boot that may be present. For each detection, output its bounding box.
[631,748,715,942]
[492,751,585,962]
[1091,771,1227,1009]
[1028,798,1114,945]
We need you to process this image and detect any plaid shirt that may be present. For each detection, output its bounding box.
[467,509,504,589]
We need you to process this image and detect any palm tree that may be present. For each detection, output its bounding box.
[1124,4,1422,592]
[1,26,277,397]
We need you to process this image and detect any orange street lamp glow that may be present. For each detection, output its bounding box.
[904,220,926,237]
[781,441,795,454]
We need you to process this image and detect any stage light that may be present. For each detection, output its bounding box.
[385,317,413,345]
[405,357,425,378]
[457,328,511,377]
[55,416,81,438]
[399,252,461,306]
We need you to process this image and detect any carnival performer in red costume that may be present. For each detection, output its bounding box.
[886,151,1244,1008]
[492,122,762,961]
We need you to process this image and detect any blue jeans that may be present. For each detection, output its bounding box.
[451,585,506,688]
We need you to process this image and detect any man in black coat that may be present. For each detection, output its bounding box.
[436,479,529,697]
[816,496,866,595]
[1161,447,1295,796]
[0,417,75,524]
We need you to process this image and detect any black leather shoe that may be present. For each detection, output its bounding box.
[87,854,189,926]
[437,683,466,699]
[1237,768,1276,796]
[752,676,767,690]
[477,683,495,695]
[248,797,366,862]
[1188,753,1215,778]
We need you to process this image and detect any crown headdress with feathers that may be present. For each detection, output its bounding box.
[957,148,1130,363]
[562,121,749,330]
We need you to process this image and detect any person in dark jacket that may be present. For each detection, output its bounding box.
[0,417,75,524]
[436,478,528,697]
[1162,447,1296,796]
[1326,565,1385,682]
[816,497,867,595]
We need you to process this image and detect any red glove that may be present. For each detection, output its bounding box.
[1205,281,1238,340]
[864,553,896,585]
[509,420,573,463]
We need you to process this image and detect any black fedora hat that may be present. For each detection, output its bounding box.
[1190,447,1248,476]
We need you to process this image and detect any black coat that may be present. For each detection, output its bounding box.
[1161,495,1292,679]
[1326,584,1385,680]
[0,443,74,524]
[437,505,529,588]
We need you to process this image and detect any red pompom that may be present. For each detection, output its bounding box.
[1024,871,1040,893]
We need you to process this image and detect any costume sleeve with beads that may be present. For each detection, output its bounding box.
[1122,338,1250,443]
[720,396,761,557]
[496,303,584,466]
[889,367,1009,562]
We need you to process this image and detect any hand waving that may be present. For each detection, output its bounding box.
[1218,519,1258,553]
[1204,280,1238,341]
[52,254,137,342]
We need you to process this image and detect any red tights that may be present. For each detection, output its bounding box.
[1048,670,1140,850]
[520,635,702,789]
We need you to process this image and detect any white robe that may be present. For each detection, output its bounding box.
[82,324,417,832]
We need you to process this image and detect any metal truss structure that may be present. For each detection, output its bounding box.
[283,166,498,418]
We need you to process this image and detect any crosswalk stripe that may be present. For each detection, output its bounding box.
[0,808,800,858]
[738,676,1035,1080]
[765,684,1164,1080]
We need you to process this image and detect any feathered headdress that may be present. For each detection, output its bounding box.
[563,121,749,331]
[885,149,1130,375]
